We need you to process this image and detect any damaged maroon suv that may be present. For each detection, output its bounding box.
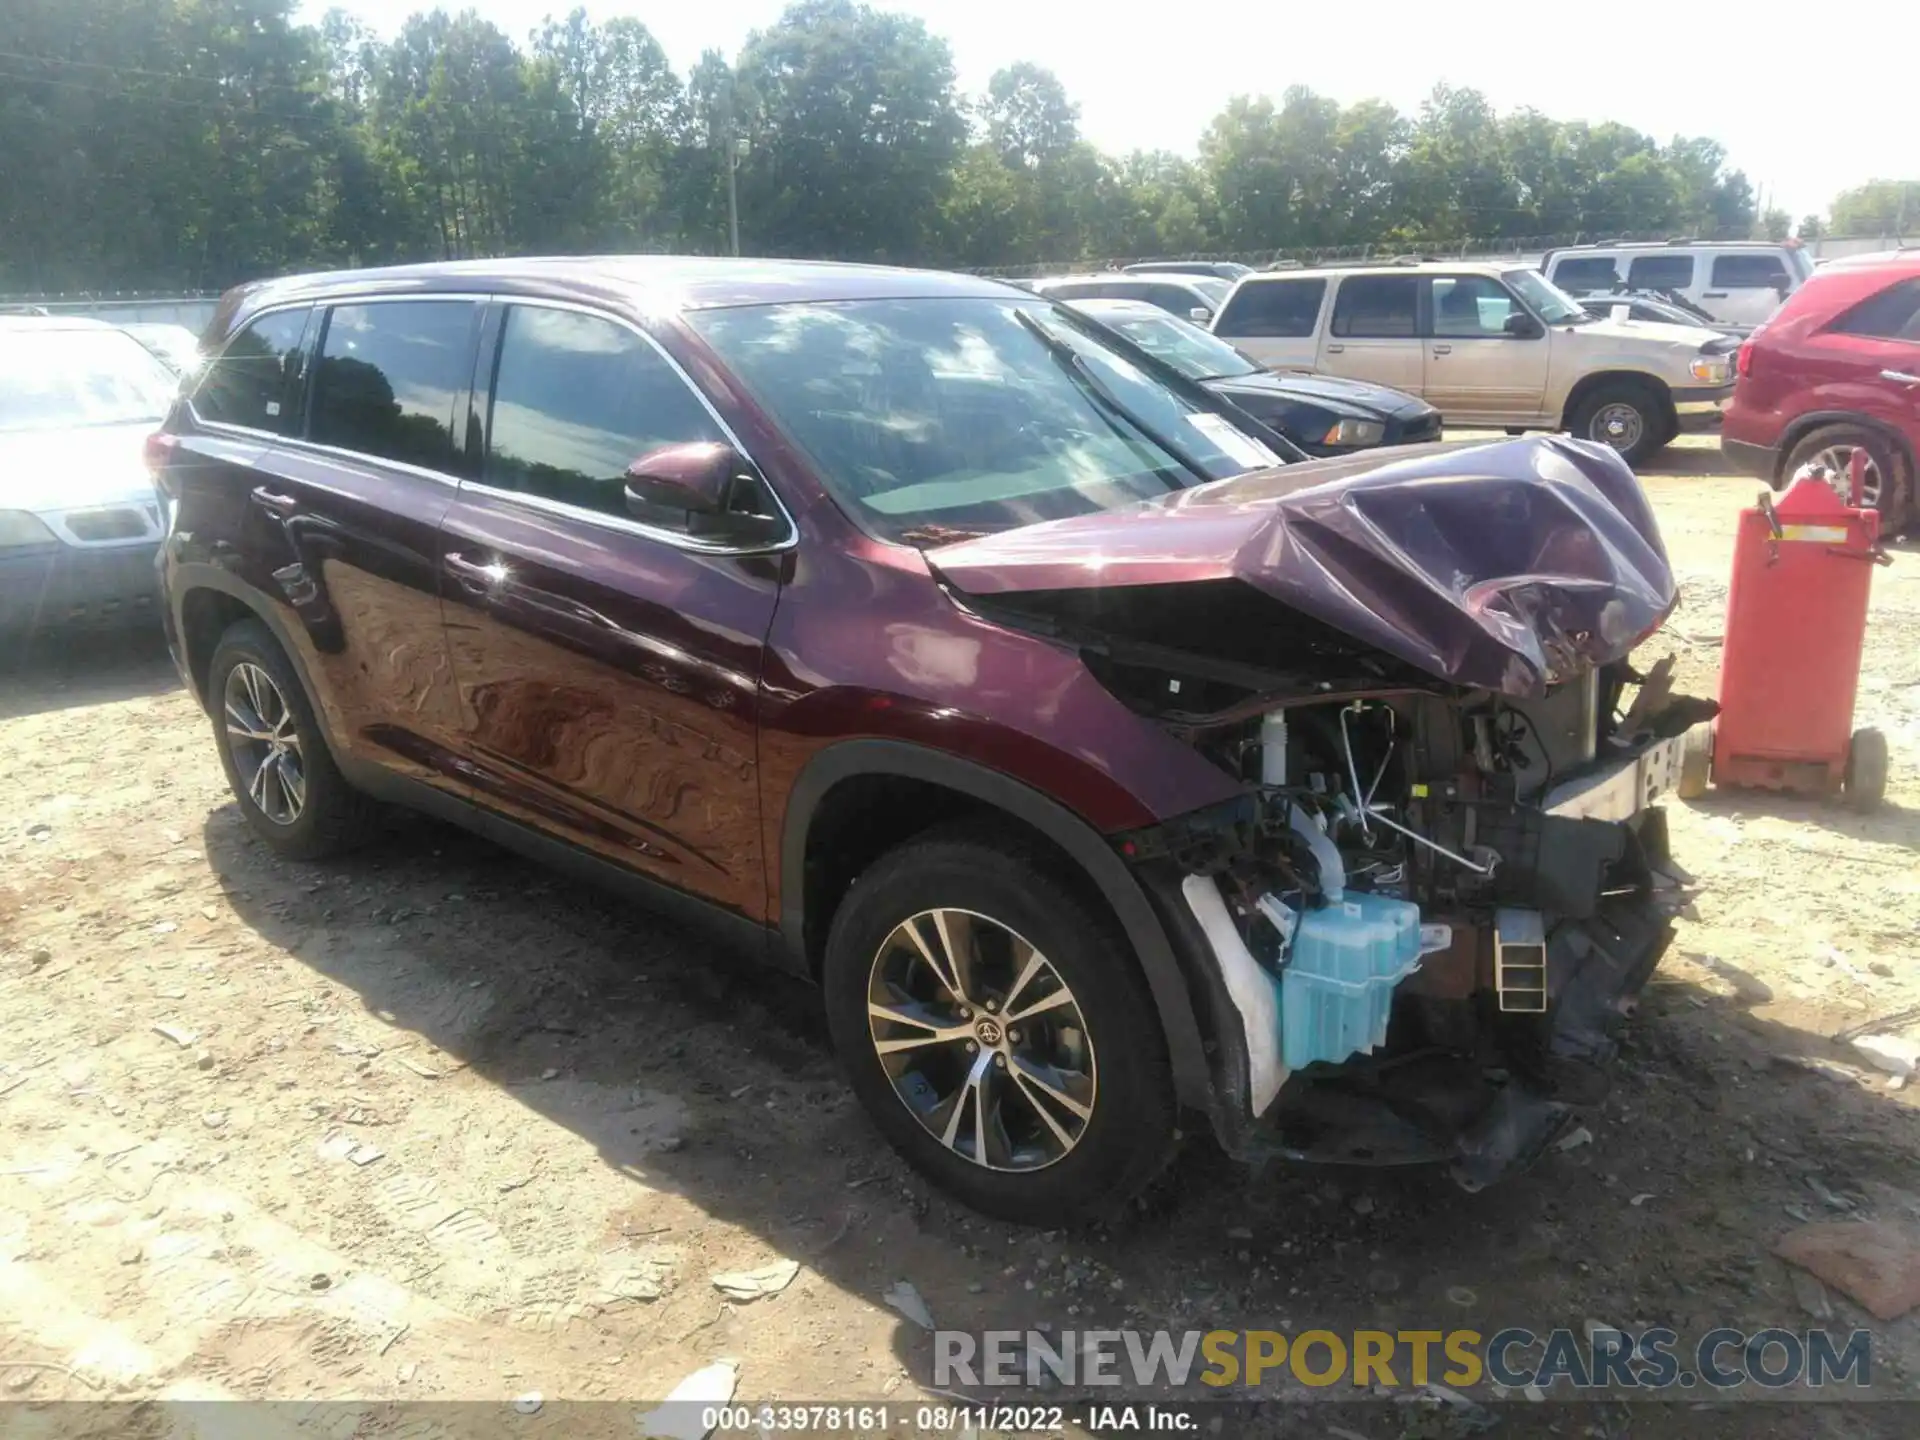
[152,259,1709,1223]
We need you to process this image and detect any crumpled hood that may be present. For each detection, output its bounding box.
[927,436,1675,697]
[0,422,160,515]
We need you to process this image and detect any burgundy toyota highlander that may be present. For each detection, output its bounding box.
[150,258,1709,1222]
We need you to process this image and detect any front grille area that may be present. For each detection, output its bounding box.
[64,507,153,542]
[1398,411,1444,444]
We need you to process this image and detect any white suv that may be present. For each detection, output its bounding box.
[1541,241,1814,325]
[1211,260,1738,464]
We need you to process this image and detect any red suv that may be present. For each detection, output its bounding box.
[1722,250,1920,531]
[150,259,1707,1222]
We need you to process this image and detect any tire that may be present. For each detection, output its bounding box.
[1676,722,1713,801]
[1567,380,1666,467]
[207,618,376,860]
[822,824,1177,1225]
[1782,424,1912,533]
[1844,727,1889,812]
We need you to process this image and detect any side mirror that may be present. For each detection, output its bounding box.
[624,441,785,546]
[1188,306,1213,325]
[1504,312,1545,339]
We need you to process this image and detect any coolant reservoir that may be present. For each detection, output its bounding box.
[1281,892,1422,1070]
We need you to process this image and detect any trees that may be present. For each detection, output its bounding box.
[1829,180,1920,237]
[0,1,1768,292]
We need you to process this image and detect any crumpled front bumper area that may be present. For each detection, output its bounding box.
[1267,891,1672,1192]
[1136,821,1678,1192]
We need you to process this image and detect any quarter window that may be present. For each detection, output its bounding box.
[1329,276,1418,338]
[1711,254,1792,289]
[194,308,309,433]
[1830,278,1920,343]
[485,305,727,518]
[1214,279,1327,338]
[1626,255,1696,291]
[309,301,475,472]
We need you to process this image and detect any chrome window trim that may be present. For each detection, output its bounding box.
[469,295,798,556]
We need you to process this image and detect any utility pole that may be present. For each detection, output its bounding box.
[726,129,747,257]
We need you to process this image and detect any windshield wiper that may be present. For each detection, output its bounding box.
[1014,309,1211,483]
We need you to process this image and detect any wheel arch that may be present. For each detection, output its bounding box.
[1776,411,1917,486]
[1560,369,1674,432]
[173,567,336,746]
[779,739,1214,1109]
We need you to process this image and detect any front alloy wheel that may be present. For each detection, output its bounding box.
[223,661,306,825]
[822,826,1176,1225]
[868,908,1096,1171]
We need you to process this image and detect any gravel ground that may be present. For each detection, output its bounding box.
[3,438,1918,1437]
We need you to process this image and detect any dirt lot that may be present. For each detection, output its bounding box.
[3,437,1919,1437]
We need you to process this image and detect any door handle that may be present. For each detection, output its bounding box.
[1882,369,1920,386]
[1431,344,1453,356]
[1702,291,1728,299]
[251,486,299,515]
[1323,343,1345,354]
[443,552,507,592]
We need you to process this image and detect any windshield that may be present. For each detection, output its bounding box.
[1189,278,1231,308]
[1087,309,1259,381]
[1504,269,1589,325]
[0,328,181,432]
[689,297,1280,543]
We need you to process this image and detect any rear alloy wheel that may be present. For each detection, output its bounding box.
[823,827,1176,1224]
[207,619,375,860]
[1569,381,1665,466]
[1783,424,1910,531]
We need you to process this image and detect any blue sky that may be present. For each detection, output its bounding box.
[304,0,1910,221]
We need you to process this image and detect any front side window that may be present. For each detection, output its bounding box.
[1430,276,1518,337]
[688,298,1278,544]
[0,326,179,433]
[1711,254,1791,289]
[1330,276,1418,338]
[486,305,727,516]
[194,308,309,433]
[309,300,475,472]
[1550,256,1621,292]
[1627,255,1696,291]
[1830,278,1920,343]
[1216,279,1327,338]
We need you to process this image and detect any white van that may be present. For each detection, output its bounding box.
[1540,241,1814,325]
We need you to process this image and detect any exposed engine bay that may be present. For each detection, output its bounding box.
[929,437,1717,1187]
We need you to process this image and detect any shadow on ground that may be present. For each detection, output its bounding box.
[201,802,1920,1438]
[0,624,178,721]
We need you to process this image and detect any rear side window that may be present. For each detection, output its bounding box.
[1830,278,1920,343]
[194,308,309,433]
[1626,255,1695,290]
[1215,279,1326,337]
[485,305,727,518]
[1711,254,1791,288]
[1330,276,1418,338]
[1550,256,1620,291]
[309,301,475,472]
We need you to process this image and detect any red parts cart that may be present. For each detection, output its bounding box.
[1704,455,1890,809]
